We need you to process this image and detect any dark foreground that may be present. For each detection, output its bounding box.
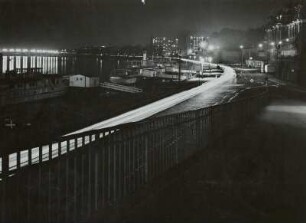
[95,98,306,223]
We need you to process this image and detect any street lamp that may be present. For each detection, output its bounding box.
[199,57,205,85]
[240,45,244,68]
[199,57,205,70]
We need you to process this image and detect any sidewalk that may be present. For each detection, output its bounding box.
[100,98,306,223]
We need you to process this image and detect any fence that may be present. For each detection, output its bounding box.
[0,89,269,222]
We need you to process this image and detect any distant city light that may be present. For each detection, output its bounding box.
[2,48,8,52]
[208,45,215,51]
[199,57,205,64]
[187,49,193,55]
[207,57,213,63]
[141,0,145,5]
[278,41,283,45]
[286,38,290,42]
[270,42,275,46]
[249,57,253,60]
[199,41,208,49]
[258,43,263,48]
[240,45,244,49]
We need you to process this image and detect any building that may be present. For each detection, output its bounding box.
[263,1,305,83]
[69,74,99,88]
[152,37,180,57]
[187,36,209,57]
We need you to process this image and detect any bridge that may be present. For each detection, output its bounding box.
[1,63,306,222]
[0,48,146,79]
[0,84,270,222]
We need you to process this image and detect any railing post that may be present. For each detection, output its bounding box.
[39,146,43,163]
[16,152,20,170]
[29,148,33,165]
[67,139,70,153]
[1,155,9,222]
[49,144,52,160]
[58,141,61,156]
[144,129,149,183]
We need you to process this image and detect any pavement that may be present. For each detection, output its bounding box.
[98,97,306,223]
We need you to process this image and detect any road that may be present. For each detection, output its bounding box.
[1,64,234,174]
[65,64,236,135]
[156,70,269,117]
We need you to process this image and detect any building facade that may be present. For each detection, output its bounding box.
[187,36,208,57]
[264,2,305,84]
[152,37,180,57]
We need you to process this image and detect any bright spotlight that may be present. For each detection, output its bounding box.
[208,45,215,51]
[199,41,208,49]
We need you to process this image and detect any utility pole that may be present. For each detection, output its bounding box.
[240,45,244,68]
[178,55,181,82]
[178,49,182,82]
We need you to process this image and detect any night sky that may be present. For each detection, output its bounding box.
[0,0,291,48]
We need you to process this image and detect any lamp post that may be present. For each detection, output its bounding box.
[276,41,282,79]
[199,57,205,86]
[240,45,244,68]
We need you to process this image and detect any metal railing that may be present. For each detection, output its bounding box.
[0,89,269,223]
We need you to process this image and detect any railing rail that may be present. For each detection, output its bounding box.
[0,89,270,222]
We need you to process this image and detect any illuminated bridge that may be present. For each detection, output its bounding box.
[0,48,144,80]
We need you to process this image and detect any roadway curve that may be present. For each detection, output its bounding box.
[65,64,236,136]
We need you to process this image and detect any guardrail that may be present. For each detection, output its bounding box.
[100,82,143,93]
[0,89,269,223]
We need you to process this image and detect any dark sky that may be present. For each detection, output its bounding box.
[0,0,291,48]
